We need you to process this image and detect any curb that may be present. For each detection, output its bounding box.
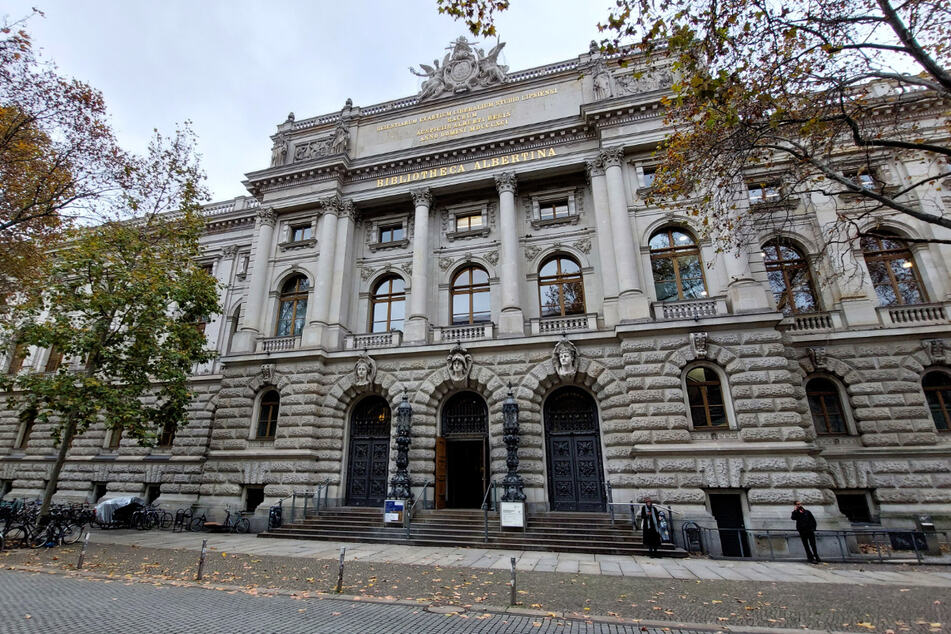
[1,563,856,634]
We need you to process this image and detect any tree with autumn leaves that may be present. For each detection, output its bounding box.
[439,0,951,267]
[0,15,219,519]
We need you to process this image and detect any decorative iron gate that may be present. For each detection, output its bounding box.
[544,386,606,512]
[346,396,391,507]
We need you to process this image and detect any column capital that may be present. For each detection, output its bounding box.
[410,187,432,208]
[585,157,605,180]
[495,171,517,195]
[319,194,343,215]
[221,245,239,258]
[256,207,277,227]
[599,146,626,169]
[341,199,359,223]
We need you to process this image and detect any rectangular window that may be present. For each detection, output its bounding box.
[748,182,781,204]
[15,413,34,449]
[92,482,108,503]
[846,169,876,190]
[145,484,161,505]
[45,346,63,373]
[290,225,312,242]
[158,421,176,448]
[107,427,122,450]
[835,492,873,523]
[538,199,571,221]
[245,486,265,513]
[7,343,27,375]
[455,213,485,232]
[642,167,656,189]
[378,224,404,243]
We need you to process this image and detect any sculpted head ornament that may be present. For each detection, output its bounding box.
[353,352,377,387]
[552,337,579,379]
[446,342,473,383]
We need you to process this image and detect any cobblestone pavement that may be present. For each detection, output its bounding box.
[2,536,948,633]
[89,530,951,587]
[0,570,708,634]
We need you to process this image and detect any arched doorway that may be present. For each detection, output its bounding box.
[346,396,391,507]
[544,386,606,512]
[436,392,489,509]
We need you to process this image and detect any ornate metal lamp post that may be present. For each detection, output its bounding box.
[389,392,414,502]
[500,387,526,502]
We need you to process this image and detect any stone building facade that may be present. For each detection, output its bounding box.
[2,39,950,544]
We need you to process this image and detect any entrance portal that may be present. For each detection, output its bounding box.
[544,386,606,512]
[436,392,489,509]
[709,493,751,557]
[345,396,391,507]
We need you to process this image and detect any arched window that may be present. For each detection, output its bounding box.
[763,240,818,315]
[371,276,405,333]
[649,228,706,301]
[451,267,490,325]
[861,232,926,306]
[685,365,727,428]
[538,255,585,317]
[806,377,848,435]
[256,390,280,438]
[276,275,309,337]
[922,371,951,432]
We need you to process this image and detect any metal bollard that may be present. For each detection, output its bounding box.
[196,539,208,580]
[335,547,346,593]
[77,532,90,569]
[509,557,517,606]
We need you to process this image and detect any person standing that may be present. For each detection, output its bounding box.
[640,497,662,558]
[791,500,821,563]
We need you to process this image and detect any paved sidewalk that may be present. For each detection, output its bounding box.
[87,529,951,588]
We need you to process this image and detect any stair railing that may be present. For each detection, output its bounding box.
[605,481,615,524]
[312,481,330,517]
[481,480,498,543]
[404,480,433,539]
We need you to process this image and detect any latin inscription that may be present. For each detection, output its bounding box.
[375,147,557,188]
[376,88,559,144]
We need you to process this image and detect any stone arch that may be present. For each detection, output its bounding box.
[757,231,822,259]
[243,370,291,399]
[529,246,593,274]
[321,369,408,420]
[442,256,497,287]
[640,215,705,248]
[412,363,509,419]
[517,355,626,420]
[271,265,314,292]
[796,352,863,387]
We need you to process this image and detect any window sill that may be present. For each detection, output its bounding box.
[446,227,490,241]
[636,186,655,199]
[368,238,409,252]
[530,215,579,229]
[278,238,316,252]
[749,199,798,212]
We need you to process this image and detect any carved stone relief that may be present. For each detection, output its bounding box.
[353,352,377,387]
[446,342,473,383]
[552,337,579,379]
[410,38,508,101]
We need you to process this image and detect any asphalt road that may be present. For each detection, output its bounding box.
[0,569,709,634]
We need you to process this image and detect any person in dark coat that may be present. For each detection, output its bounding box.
[790,500,821,563]
[639,497,662,558]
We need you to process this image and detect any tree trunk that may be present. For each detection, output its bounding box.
[38,415,78,523]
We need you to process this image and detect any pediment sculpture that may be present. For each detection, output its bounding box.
[410,37,508,101]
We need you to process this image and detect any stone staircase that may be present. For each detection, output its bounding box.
[259,507,687,557]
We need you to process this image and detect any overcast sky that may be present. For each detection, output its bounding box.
[6,1,613,202]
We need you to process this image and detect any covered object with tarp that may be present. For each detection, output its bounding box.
[95,496,144,526]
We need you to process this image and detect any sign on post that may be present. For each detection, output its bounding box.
[384,499,405,525]
[500,501,525,529]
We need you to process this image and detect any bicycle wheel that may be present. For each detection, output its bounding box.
[235,518,250,534]
[62,523,84,545]
[189,517,205,532]
[159,512,173,530]
[3,525,30,549]
[29,527,52,549]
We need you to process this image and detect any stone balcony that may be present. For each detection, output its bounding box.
[529,313,598,335]
[877,301,951,327]
[779,311,842,334]
[432,322,495,343]
[259,335,300,353]
[651,297,729,321]
[344,330,403,350]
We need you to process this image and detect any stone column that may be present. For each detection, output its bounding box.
[231,208,276,353]
[587,157,620,326]
[495,172,526,335]
[327,201,358,347]
[601,148,650,320]
[302,195,340,347]
[721,187,771,313]
[404,188,432,344]
[211,245,238,358]
[810,191,879,327]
